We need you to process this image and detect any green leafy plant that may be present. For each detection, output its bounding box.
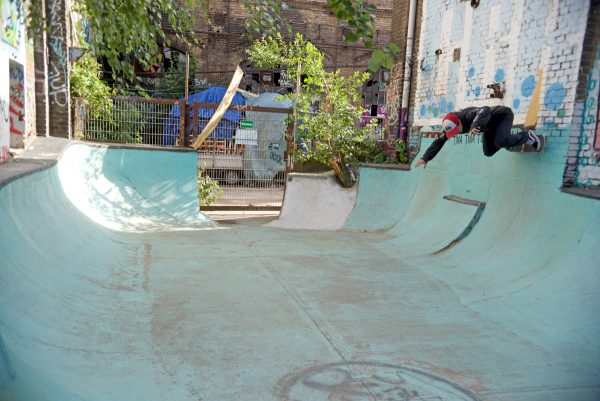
[247,34,386,187]
[327,0,376,47]
[143,52,197,99]
[368,42,401,72]
[395,139,409,164]
[243,0,292,39]
[198,164,222,206]
[26,0,203,82]
[71,53,115,119]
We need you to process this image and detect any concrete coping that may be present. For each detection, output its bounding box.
[0,137,198,190]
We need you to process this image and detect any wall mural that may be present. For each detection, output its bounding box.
[576,45,600,186]
[414,0,581,129]
[0,0,24,161]
[0,58,9,162]
[1,0,21,49]
[9,61,24,147]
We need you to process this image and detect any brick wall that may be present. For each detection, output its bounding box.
[385,0,424,150]
[188,0,392,80]
[564,0,600,188]
[46,0,71,138]
[407,0,600,189]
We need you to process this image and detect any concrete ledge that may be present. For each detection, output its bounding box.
[266,171,358,230]
[360,162,412,171]
[561,186,600,200]
[0,158,57,189]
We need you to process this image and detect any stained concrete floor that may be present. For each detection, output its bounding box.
[0,139,598,401]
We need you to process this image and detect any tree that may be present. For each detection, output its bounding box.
[25,0,203,82]
[242,0,399,73]
[247,34,385,187]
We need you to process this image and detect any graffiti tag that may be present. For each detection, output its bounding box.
[47,0,68,108]
[9,63,25,139]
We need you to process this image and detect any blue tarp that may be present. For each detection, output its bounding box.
[163,87,246,145]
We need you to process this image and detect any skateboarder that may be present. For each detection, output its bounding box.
[414,106,541,168]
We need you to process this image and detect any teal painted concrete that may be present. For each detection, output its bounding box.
[0,139,599,400]
[57,143,213,231]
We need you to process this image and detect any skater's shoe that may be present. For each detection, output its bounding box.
[526,130,541,151]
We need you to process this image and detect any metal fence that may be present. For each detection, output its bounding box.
[74,96,292,210]
[190,103,291,209]
[74,97,184,146]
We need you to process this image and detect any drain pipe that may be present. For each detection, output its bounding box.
[399,0,417,141]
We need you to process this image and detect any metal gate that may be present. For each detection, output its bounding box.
[189,103,292,210]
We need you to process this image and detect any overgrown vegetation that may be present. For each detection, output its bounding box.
[247,34,388,187]
[243,0,292,39]
[26,0,202,82]
[198,164,222,206]
[71,52,115,117]
[241,0,400,73]
[70,28,143,144]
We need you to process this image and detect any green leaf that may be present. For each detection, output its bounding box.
[388,42,401,54]
[381,54,394,70]
[372,49,386,63]
[368,58,380,73]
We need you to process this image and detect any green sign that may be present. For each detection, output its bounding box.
[240,120,254,129]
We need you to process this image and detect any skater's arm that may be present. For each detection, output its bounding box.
[419,132,448,164]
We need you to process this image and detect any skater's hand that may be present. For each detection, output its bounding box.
[470,126,481,136]
[415,158,427,169]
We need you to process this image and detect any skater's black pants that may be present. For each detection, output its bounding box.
[482,109,530,157]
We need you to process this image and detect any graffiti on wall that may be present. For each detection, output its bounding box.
[1,0,21,49]
[48,0,68,107]
[414,0,581,131]
[9,61,24,146]
[595,82,600,151]
[0,99,9,162]
[576,45,600,186]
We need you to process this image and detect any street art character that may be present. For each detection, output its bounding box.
[415,106,541,168]
[1,0,20,48]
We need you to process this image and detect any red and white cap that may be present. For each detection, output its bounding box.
[441,112,460,138]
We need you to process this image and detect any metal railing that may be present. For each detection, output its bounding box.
[75,97,185,146]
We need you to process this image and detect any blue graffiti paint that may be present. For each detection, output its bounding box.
[420,104,427,117]
[432,104,440,118]
[544,82,566,111]
[543,119,555,129]
[466,90,471,97]
[447,101,455,112]
[426,89,433,100]
[474,86,481,97]
[439,97,447,114]
[423,64,433,79]
[521,75,536,97]
[494,69,505,82]
[468,66,475,78]
[513,98,521,109]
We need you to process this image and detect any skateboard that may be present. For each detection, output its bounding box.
[509,133,545,152]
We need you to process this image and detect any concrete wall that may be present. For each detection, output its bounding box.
[409,0,600,190]
[0,0,26,162]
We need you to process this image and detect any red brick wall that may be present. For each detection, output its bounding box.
[184,0,392,81]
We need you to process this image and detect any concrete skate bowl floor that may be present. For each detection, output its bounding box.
[0,140,599,401]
